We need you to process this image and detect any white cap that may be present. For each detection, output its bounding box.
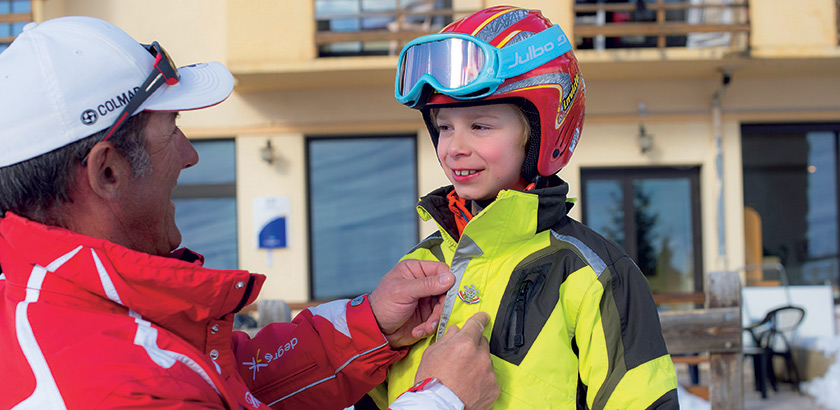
[0,16,235,167]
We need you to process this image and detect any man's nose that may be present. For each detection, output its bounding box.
[175,128,199,169]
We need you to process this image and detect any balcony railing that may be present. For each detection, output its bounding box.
[314,0,455,57]
[1,0,33,52]
[574,0,750,51]
[313,1,750,58]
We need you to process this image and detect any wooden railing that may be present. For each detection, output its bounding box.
[0,12,32,45]
[314,8,454,45]
[653,291,706,305]
[313,1,750,56]
[659,271,743,408]
[574,0,750,50]
[314,4,457,56]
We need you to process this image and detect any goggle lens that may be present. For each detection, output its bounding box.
[400,37,486,96]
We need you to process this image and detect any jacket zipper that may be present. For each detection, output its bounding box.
[509,280,533,348]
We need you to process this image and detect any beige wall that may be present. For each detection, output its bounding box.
[44,0,228,64]
[417,129,453,238]
[751,0,839,56]
[236,134,309,301]
[227,0,315,66]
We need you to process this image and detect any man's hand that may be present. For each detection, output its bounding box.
[415,312,499,410]
[369,259,454,347]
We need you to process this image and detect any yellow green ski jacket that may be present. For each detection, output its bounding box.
[372,177,679,409]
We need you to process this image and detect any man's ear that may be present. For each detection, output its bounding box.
[83,143,131,201]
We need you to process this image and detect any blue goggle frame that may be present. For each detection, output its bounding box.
[395,25,572,108]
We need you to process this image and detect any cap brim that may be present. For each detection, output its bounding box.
[142,61,234,112]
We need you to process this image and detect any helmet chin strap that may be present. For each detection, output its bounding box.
[524,175,550,191]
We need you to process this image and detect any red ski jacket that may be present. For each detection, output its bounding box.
[0,213,457,409]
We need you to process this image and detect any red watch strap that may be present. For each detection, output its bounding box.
[408,377,440,392]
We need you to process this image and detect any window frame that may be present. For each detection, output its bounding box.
[741,122,840,290]
[172,138,238,270]
[0,0,32,50]
[305,134,420,301]
[580,166,704,294]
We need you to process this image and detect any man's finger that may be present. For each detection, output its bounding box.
[458,312,490,341]
[438,323,461,341]
[418,259,452,276]
[398,272,455,302]
[402,259,451,279]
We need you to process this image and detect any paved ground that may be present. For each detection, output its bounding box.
[742,363,824,410]
[678,361,826,409]
[744,389,823,410]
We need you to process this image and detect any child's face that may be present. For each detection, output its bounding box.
[435,103,528,201]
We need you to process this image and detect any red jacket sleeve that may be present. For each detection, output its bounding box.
[232,295,407,409]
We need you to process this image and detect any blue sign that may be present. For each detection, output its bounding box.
[258,217,287,249]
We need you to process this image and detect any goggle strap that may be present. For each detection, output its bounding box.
[99,71,164,143]
[497,25,573,79]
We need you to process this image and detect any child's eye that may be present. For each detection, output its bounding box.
[473,123,491,130]
[437,124,452,131]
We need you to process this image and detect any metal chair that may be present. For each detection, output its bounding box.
[743,305,805,398]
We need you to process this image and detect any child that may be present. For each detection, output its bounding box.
[370,6,679,409]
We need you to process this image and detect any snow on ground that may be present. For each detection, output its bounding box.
[802,336,840,410]
[677,383,710,410]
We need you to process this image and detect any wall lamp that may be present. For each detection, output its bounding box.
[638,101,653,155]
[260,139,275,165]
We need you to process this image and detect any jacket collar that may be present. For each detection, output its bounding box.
[0,212,264,340]
[417,175,574,243]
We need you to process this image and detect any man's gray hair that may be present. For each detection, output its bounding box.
[0,112,153,224]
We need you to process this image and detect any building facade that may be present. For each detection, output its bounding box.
[6,0,840,305]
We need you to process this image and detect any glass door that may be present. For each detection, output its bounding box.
[582,167,703,294]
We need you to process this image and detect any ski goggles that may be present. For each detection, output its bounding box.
[83,41,179,165]
[395,25,572,108]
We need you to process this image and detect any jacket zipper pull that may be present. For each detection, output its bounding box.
[510,281,532,348]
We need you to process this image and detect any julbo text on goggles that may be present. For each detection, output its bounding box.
[82,41,180,166]
[395,25,572,108]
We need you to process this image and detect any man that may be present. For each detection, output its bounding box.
[0,16,498,410]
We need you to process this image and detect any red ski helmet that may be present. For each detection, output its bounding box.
[396,6,585,181]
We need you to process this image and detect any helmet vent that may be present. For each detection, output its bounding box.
[552,149,560,158]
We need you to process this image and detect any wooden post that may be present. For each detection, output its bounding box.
[657,0,666,49]
[706,271,743,410]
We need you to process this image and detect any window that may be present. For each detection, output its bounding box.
[0,0,31,54]
[173,139,238,270]
[581,167,703,295]
[307,136,418,300]
[742,123,840,288]
[314,0,452,57]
